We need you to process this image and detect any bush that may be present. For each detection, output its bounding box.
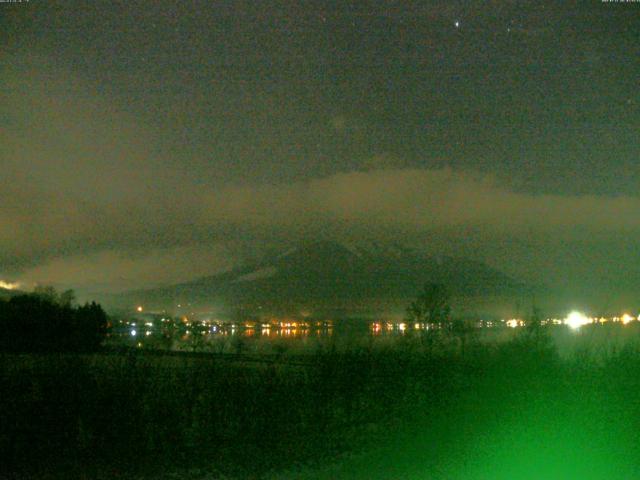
[0,293,108,353]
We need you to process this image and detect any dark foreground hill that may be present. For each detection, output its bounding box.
[116,241,528,317]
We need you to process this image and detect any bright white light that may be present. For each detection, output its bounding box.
[131,329,137,336]
[454,20,460,28]
[565,311,589,330]
[136,306,143,312]
[621,313,633,325]
[0,280,20,290]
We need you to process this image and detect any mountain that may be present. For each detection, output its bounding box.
[116,241,528,317]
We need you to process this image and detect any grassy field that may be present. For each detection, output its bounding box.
[3,324,640,479]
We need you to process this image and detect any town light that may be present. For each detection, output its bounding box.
[565,311,589,330]
[621,313,633,325]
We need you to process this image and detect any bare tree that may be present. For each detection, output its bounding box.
[406,283,452,329]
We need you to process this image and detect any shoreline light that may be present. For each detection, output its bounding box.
[565,311,589,330]
[621,313,634,325]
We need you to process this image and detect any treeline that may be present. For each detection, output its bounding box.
[0,287,108,353]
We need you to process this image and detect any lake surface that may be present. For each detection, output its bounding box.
[105,319,437,354]
[105,318,640,358]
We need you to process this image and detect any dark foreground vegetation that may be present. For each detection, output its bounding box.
[0,288,107,353]
[4,324,640,479]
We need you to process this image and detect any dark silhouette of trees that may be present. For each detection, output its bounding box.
[406,282,452,329]
[406,283,480,354]
[59,289,76,308]
[0,288,108,353]
[33,285,59,302]
[520,304,553,356]
[73,301,109,351]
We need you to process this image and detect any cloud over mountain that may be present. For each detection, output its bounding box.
[2,55,640,299]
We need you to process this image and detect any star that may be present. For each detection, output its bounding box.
[454,20,461,29]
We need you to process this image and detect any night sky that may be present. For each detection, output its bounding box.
[2,1,639,307]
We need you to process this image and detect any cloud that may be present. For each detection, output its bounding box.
[18,245,236,294]
[3,54,640,294]
[3,133,640,292]
[200,169,640,235]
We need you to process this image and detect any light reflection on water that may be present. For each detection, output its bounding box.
[110,322,416,339]
[104,319,640,359]
[106,320,417,352]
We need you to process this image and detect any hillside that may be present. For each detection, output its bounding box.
[116,241,528,317]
